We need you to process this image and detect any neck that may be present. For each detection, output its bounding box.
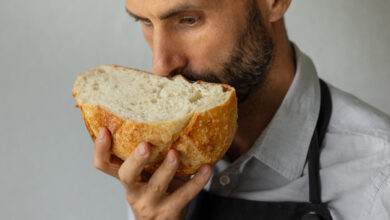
[226,22,296,161]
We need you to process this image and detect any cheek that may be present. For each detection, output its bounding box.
[182,25,238,73]
[180,13,245,74]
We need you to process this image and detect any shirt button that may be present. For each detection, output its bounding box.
[219,175,230,186]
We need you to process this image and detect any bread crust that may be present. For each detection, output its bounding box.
[73,67,237,175]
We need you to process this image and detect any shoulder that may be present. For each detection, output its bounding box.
[326,82,390,144]
[321,82,390,218]
[321,82,390,171]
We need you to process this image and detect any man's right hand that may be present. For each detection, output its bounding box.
[93,127,212,220]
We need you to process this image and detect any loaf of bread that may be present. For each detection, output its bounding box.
[72,64,237,175]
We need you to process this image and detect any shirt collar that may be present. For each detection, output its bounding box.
[248,44,321,181]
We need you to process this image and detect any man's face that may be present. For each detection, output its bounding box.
[125,0,274,103]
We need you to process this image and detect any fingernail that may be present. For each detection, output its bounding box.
[166,150,176,164]
[200,165,210,176]
[136,143,147,156]
[96,128,105,141]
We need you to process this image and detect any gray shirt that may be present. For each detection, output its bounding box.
[205,45,390,220]
[127,45,390,220]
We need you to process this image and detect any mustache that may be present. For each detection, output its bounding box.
[172,68,223,84]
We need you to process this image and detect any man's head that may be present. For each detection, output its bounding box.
[125,0,291,103]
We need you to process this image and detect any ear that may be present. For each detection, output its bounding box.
[262,0,292,22]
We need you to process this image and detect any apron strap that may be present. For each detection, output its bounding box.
[308,79,332,204]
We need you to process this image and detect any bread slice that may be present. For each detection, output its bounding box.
[72,64,237,175]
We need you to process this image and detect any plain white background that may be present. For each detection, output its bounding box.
[0,1,389,220]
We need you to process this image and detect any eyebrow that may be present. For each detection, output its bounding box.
[125,3,203,21]
[125,7,148,21]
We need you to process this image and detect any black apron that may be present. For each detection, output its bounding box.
[185,80,333,220]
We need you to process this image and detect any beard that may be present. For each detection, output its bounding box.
[178,0,274,104]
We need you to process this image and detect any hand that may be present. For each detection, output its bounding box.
[93,127,212,220]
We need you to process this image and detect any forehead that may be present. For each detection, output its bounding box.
[125,0,221,13]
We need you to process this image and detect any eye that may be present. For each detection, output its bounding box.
[141,19,153,27]
[133,18,153,28]
[179,16,200,26]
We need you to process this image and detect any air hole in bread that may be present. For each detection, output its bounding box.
[92,83,99,91]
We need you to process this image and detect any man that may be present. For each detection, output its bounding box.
[92,0,390,219]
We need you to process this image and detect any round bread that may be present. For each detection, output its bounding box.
[72,65,238,175]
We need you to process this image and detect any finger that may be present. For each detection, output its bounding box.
[146,149,179,198]
[165,165,212,210]
[118,142,150,191]
[93,127,120,178]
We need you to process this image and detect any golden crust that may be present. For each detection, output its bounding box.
[73,68,238,175]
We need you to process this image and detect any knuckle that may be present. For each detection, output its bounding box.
[173,189,188,200]
[163,159,178,171]
[180,193,192,204]
[158,165,175,177]
[118,167,130,184]
[158,207,178,220]
[133,202,156,220]
[147,182,164,194]
[162,197,188,216]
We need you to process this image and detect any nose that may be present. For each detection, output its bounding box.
[152,33,187,77]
